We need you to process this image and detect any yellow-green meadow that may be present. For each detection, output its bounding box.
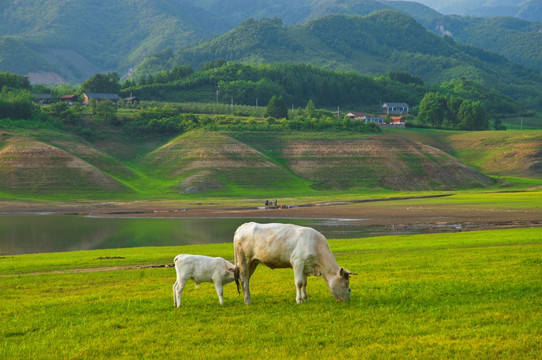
[2,228,540,359]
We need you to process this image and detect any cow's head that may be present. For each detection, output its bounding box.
[330,267,356,302]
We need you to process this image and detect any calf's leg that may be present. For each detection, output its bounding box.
[214,282,224,305]
[173,277,188,307]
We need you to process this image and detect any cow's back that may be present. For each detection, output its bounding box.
[234,222,326,269]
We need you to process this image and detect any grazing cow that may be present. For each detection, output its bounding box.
[233,222,355,304]
[173,254,235,307]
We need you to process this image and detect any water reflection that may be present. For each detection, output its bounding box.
[0,215,388,255]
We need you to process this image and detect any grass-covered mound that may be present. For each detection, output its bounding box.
[138,129,310,194]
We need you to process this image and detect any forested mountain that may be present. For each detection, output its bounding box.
[389,3,542,74]
[412,0,542,21]
[134,12,542,110]
[1,0,542,86]
[0,1,232,84]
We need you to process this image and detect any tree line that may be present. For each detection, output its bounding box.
[416,92,491,130]
[1,64,519,132]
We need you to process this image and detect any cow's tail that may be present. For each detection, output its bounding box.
[234,267,240,295]
[233,231,241,295]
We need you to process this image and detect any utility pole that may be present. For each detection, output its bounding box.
[216,84,219,106]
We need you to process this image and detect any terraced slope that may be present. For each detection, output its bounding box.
[0,134,131,194]
[0,128,523,197]
[138,130,309,194]
[233,133,495,191]
[385,129,542,179]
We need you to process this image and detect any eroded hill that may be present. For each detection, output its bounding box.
[0,133,131,195]
[2,128,539,198]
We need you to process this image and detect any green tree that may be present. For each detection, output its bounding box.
[95,100,117,123]
[458,100,488,130]
[264,95,287,119]
[80,72,120,94]
[0,72,31,90]
[417,92,446,126]
[444,95,463,128]
[0,87,33,120]
[305,99,316,118]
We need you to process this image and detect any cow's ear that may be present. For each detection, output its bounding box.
[340,267,355,279]
[227,268,234,273]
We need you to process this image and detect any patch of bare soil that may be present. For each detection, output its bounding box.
[3,196,541,231]
[0,137,127,192]
[280,137,493,190]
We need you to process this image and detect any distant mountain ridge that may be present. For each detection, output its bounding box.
[411,0,542,21]
[0,0,541,85]
[138,12,542,110]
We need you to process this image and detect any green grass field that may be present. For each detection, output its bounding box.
[1,228,540,359]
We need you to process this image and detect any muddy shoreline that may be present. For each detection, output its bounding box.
[2,196,541,233]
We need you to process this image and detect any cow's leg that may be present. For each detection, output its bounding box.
[301,273,308,302]
[240,269,251,305]
[214,282,224,305]
[239,261,258,305]
[293,264,306,304]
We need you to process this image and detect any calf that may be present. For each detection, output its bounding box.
[173,254,235,307]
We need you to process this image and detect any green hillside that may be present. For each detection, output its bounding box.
[0,0,231,83]
[135,11,542,110]
[395,7,542,74]
[137,130,310,194]
[412,0,542,22]
[2,0,542,90]
[3,120,541,200]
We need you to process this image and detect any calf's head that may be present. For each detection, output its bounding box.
[329,267,356,302]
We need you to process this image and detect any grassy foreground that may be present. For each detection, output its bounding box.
[1,228,541,359]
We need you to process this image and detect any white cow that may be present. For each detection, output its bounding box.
[173,254,236,307]
[233,222,355,304]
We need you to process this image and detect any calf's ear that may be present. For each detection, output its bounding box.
[227,268,235,273]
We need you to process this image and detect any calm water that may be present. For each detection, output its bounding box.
[0,215,397,255]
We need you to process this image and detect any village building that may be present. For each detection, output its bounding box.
[82,92,120,105]
[60,94,78,105]
[124,93,139,106]
[382,102,409,115]
[383,115,406,127]
[30,93,52,105]
[346,110,406,128]
[345,112,385,124]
